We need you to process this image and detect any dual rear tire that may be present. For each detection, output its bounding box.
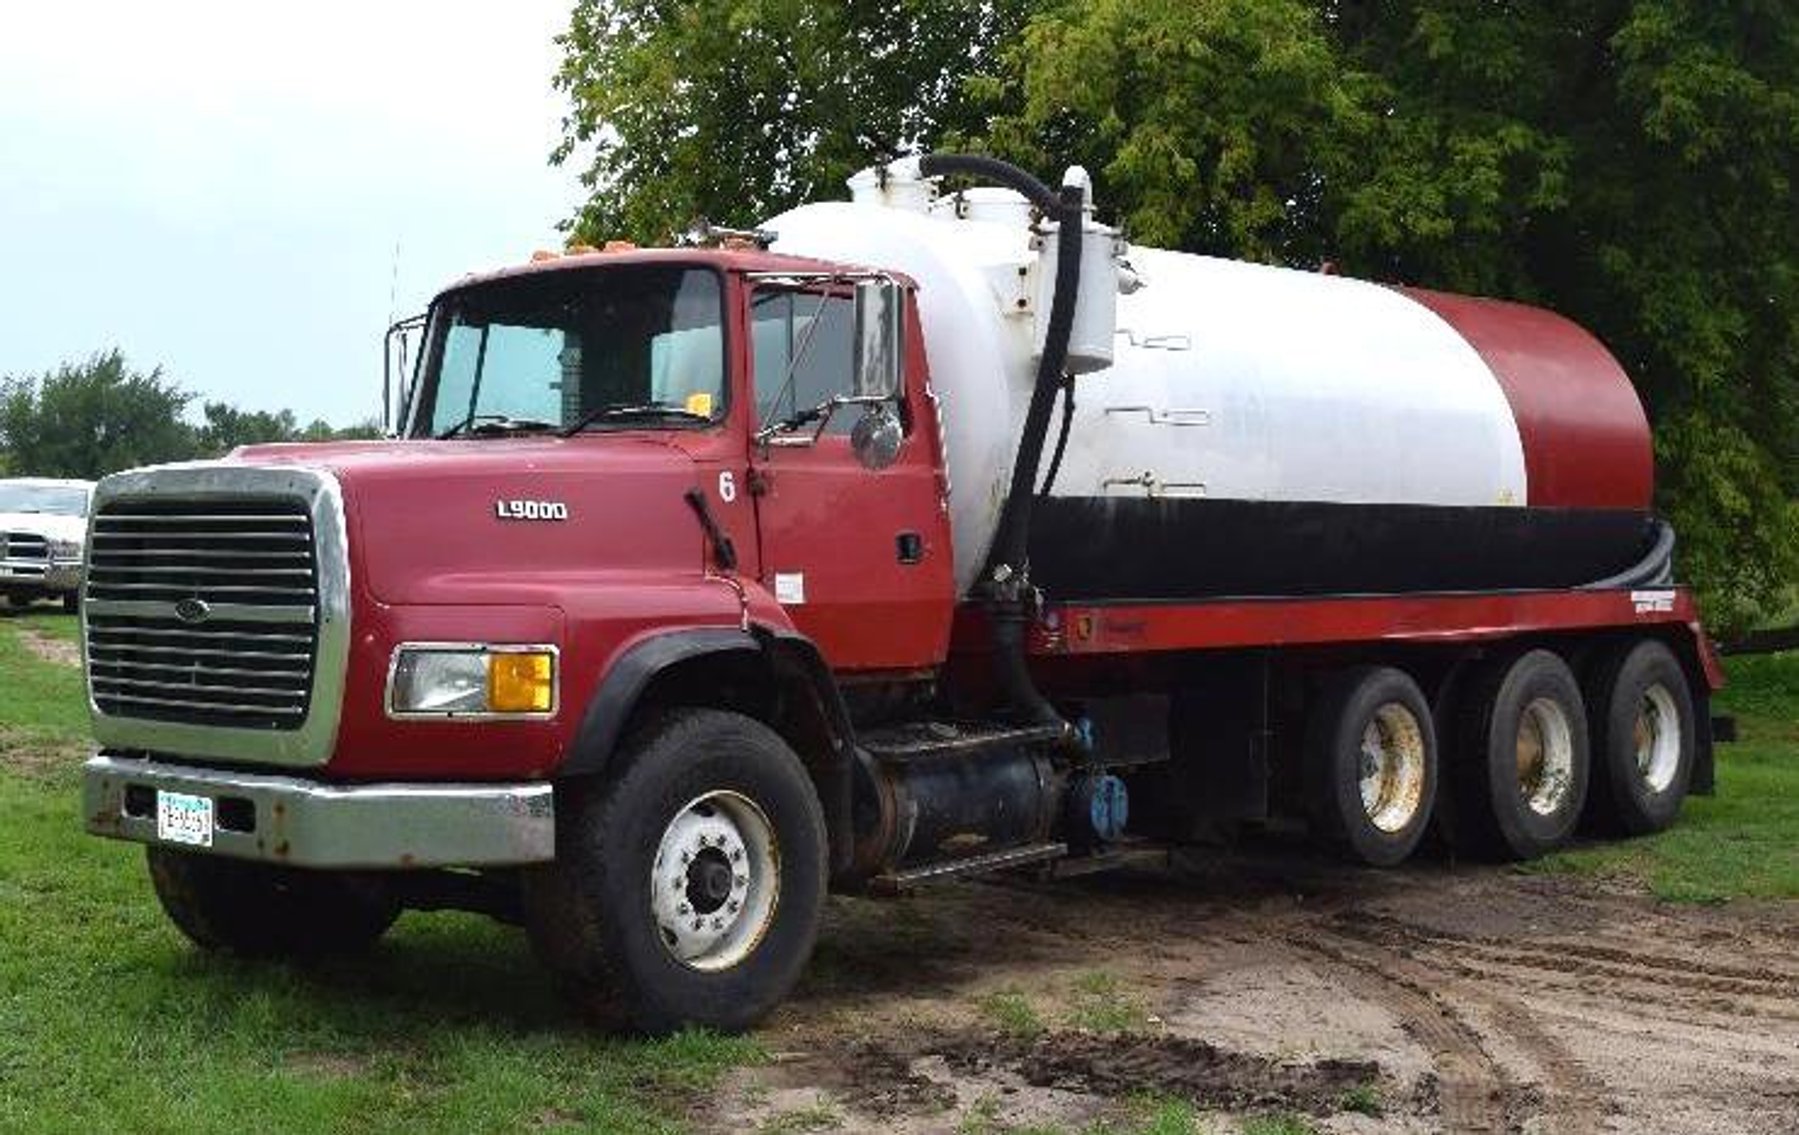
[1310,641,1696,866]
[1306,666,1438,867]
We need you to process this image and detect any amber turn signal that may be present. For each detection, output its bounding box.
[488,651,555,714]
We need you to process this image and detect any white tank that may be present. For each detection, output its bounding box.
[763,168,1542,598]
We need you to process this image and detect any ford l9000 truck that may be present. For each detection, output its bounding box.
[81,156,1718,1033]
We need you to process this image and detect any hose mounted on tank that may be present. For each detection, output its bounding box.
[917,154,1085,741]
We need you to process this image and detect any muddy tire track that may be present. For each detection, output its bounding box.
[1329,910,1799,1029]
[1283,933,1513,1133]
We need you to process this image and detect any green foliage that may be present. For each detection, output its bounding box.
[554,0,1036,243]
[971,0,1370,263]
[0,351,385,477]
[0,350,197,479]
[559,0,1799,632]
[197,403,384,456]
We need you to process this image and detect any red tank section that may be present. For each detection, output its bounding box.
[1397,288,1654,510]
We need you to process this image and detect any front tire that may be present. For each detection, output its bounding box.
[146,848,399,957]
[1584,640,1695,835]
[524,708,827,1035]
[1305,666,1438,867]
[1451,650,1591,860]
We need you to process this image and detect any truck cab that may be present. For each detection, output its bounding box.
[82,243,973,1031]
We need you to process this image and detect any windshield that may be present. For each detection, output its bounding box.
[0,484,88,517]
[408,265,726,438]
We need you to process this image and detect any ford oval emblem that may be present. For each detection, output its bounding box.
[174,597,212,625]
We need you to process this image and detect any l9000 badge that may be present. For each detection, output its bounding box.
[494,499,570,521]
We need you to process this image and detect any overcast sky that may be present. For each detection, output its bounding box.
[0,1,580,428]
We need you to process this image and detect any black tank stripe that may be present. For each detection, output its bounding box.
[1028,498,1658,600]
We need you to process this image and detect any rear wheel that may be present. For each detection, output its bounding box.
[1451,649,1590,860]
[146,848,399,957]
[1584,640,1694,835]
[1306,666,1438,867]
[523,708,827,1035]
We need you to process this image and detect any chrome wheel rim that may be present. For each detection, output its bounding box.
[1516,697,1575,817]
[1634,683,1681,794]
[651,790,779,971]
[1358,702,1428,834]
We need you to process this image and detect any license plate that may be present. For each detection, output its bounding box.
[156,790,214,847]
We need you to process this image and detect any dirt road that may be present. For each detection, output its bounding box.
[700,846,1799,1134]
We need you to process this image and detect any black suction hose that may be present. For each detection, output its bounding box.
[1582,518,1676,590]
[1038,377,1076,498]
[918,153,1086,737]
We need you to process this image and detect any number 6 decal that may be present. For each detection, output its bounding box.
[718,471,737,503]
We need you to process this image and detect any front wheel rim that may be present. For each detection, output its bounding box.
[650,790,780,972]
[1516,697,1575,816]
[1358,702,1428,834]
[1634,683,1682,794]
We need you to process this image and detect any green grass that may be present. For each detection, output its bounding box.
[0,610,88,737]
[977,986,1046,1038]
[0,613,759,1133]
[1065,971,1149,1034]
[1534,651,1799,901]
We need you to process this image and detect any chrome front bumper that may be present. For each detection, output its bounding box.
[83,754,555,869]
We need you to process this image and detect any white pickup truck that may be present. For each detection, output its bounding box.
[0,478,94,612]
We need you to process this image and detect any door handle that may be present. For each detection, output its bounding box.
[895,532,924,565]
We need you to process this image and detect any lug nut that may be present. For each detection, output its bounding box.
[677,903,690,915]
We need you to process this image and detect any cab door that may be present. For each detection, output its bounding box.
[747,283,955,671]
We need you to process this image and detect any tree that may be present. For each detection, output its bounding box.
[556,0,1799,631]
[196,403,385,453]
[196,401,303,455]
[1317,2,1799,633]
[554,0,1037,243]
[0,351,198,479]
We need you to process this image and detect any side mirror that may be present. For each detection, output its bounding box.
[852,280,904,400]
[384,313,427,438]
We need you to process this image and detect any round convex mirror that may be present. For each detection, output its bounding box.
[850,405,903,470]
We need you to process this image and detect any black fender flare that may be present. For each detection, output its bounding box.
[558,625,859,877]
[560,627,761,779]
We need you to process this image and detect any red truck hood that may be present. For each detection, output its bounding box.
[230,435,706,605]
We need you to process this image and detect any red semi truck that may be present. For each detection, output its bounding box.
[82,156,1719,1032]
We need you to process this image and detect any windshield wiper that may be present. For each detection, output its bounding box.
[559,402,710,437]
[436,414,559,440]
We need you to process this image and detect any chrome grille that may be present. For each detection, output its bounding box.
[85,499,318,730]
[2,531,49,561]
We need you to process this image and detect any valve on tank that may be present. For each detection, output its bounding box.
[1063,771,1130,850]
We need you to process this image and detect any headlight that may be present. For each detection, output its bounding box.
[49,539,81,562]
[387,645,558,718]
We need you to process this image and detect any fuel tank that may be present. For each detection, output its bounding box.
[765,167,1657,601]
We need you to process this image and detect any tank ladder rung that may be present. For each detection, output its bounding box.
[867,842,1067,895]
